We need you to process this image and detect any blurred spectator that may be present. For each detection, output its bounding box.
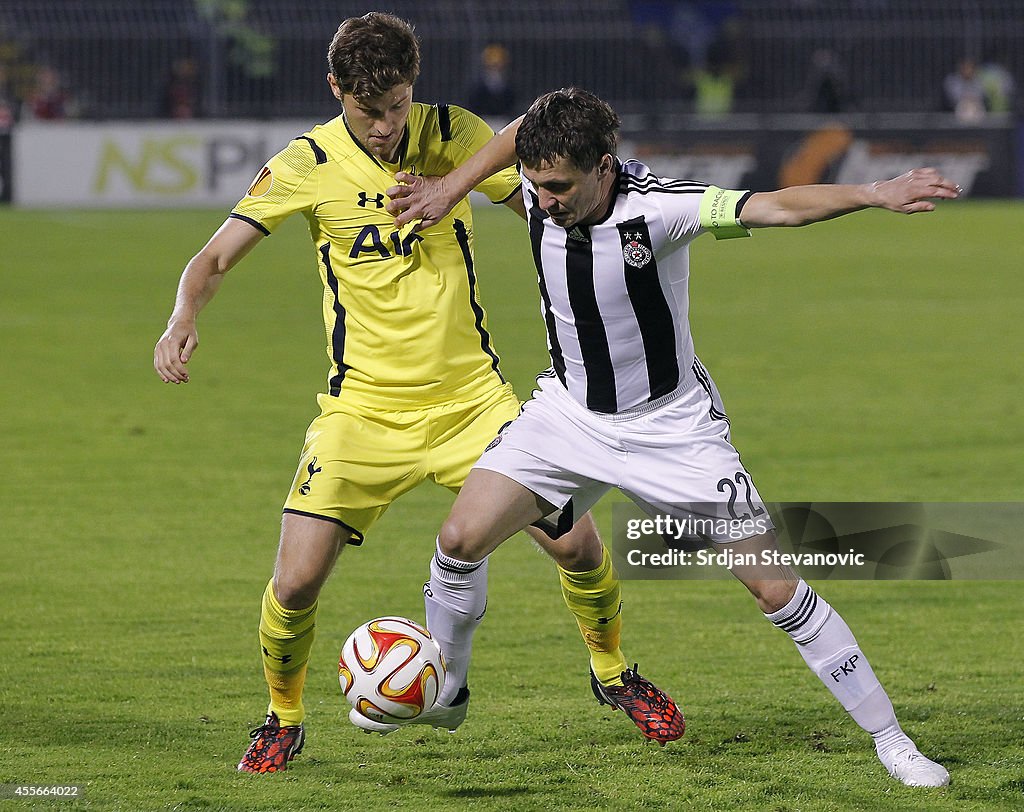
[943,58,986,122]
[25,64,77,120]
[466,43,517,121]
[978,52,1015,114]
[691,38,740,116]
[0,63,15,126]
[669,1,738,72]
[628,0,672,43]
[803,48,851,113]
[161,57,201,119]
[630,1,740,101]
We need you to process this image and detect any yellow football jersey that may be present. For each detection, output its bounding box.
[231,103,521,407]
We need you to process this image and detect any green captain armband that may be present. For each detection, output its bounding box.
[699,185,752,240]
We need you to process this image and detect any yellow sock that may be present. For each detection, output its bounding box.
[258,579,316,727]
[558,546,628,686]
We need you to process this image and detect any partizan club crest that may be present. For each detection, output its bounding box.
[622,231,653,269]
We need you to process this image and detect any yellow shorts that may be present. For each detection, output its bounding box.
[282,382,520,544]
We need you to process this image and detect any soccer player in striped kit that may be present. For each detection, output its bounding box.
[386,88,959,787]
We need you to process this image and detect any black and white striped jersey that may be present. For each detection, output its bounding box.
[522,158,748,415]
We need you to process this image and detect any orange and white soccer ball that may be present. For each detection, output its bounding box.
[339,616,446,724]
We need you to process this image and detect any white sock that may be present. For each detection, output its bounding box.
[766,580,913,761]
[424,539,488,706]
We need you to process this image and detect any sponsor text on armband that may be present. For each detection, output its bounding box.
[699,185,752,240]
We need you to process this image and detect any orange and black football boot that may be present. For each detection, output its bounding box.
[591,664,685,745]
[237,712,305,773]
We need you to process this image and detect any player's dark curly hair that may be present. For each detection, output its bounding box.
[328,13,420,101]
[516,88,620,171]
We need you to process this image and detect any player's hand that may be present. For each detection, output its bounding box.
[870,167,962,214]
[386,172,458,230]
[154,320,198,384]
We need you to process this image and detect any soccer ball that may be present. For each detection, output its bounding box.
[339,616,446,724]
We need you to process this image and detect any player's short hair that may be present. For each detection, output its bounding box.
[516,88,620,172]
[328,13,420,101]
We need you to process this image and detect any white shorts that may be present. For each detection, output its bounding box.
[475,365,772,543]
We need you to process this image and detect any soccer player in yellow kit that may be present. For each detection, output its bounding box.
[153,14,682,774]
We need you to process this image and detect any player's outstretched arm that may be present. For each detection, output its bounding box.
[386,115,524,230]
[154,217,264,384]
[740,167,962,228]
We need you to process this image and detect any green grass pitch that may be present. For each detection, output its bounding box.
[1,201,1022,811]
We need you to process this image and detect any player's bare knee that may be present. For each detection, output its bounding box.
[437,516,488,563]
[549,536,602,571]
[747,578,798,614]
[272,574,320,611]
[537,513,602,570]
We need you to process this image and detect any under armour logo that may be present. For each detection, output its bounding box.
[298,456,322,495]
[262,646,292,665]
[598,601,623,624]
[357,191,386,208]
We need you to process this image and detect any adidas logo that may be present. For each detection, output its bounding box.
[568,227,589,243]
